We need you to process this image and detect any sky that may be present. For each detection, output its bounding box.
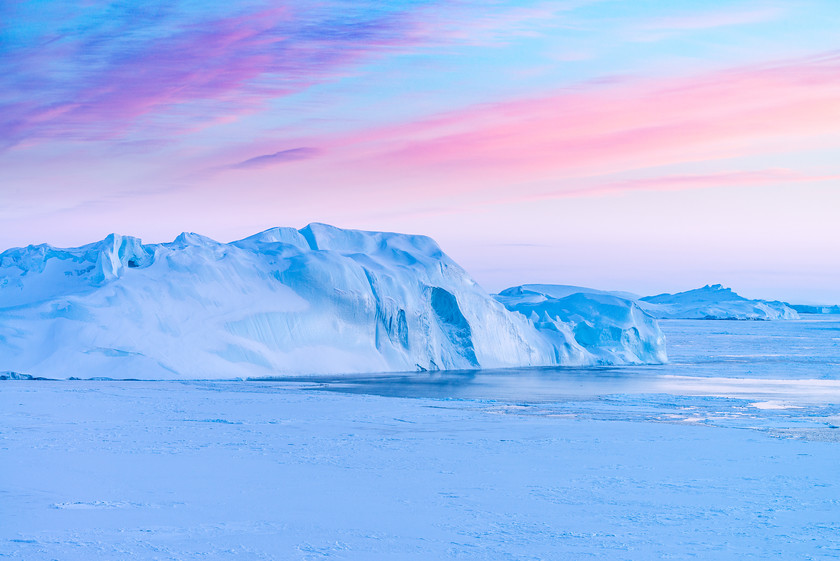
[2,0,839,303]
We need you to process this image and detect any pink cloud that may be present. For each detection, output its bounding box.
[321,51,840,196]
[1,6,429,150]
[229,147,320,170]
[6,1,597,152]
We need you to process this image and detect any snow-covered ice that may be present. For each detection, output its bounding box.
[2,316,839,560]
[0,225,666,379]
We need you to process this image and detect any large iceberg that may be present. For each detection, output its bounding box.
[496,285,667,365]
[639,284,799,320]
[0,224,668,379]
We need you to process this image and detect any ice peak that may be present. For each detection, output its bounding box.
[171,232,218,248]
[233,227,310,251]
[92,234,153,283]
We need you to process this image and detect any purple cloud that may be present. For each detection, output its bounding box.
[230,147,320,170]
[0,3,429,151]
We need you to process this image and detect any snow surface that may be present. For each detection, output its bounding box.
[640,284,799,320]
[0,224,666,379]
[2,318,840,560]
[496,285,666,365]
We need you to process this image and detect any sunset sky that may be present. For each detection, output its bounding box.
[2,0,839,303]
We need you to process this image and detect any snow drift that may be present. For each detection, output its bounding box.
[0,224,667,379]
[639,284,799,320]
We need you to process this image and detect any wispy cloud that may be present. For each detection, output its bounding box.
[0,3,432,150]
[324,50,840,195]
[641,5,784,31]
[410,0,599,46]
[230,147,320,170]
[1,0,599,153]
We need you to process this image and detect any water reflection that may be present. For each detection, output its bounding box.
[267,367,840,405]
[296,366,660,402]
[256,317,840,402]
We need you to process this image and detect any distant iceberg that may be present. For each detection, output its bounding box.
[0,224,668,379]
[788,304,840,315]
[639,284,799,320]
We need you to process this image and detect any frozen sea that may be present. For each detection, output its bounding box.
[2,316,839,560]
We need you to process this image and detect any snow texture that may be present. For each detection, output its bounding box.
[0,225,665,379]
[496,285,667,365]
[639,284,799,320]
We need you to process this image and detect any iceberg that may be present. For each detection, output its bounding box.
[788,304,840,315]
[496,285,667,365]
[0,225,636,379]
[639,284,799,320]
[0,225,670,379]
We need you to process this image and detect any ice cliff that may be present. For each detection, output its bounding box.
[0,225,668,379]
[639,284,799,320]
